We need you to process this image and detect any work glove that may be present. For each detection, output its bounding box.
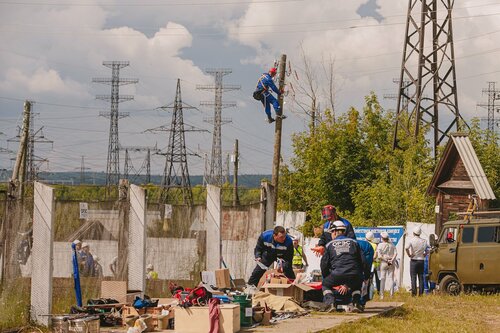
[311,246,325,257]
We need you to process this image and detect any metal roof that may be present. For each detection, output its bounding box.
[451,134,496,200]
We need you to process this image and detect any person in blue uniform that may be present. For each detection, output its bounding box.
[247,226,295,286]
[255,67,286,123]
[320,221,365,312]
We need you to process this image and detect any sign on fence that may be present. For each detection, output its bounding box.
[79,202,88,219]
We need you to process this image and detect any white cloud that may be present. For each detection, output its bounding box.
[1,0,500,175]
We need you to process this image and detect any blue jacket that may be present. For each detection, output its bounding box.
[254,229,294,264]
[256,73,281,96]
[357,239,374,280]
[318,217,356,247]
[320,235,364,278]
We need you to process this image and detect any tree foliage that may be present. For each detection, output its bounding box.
[279,93,436,235]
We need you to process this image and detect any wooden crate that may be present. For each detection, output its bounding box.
[175,304,240,333]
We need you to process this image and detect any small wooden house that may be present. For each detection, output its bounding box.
[427,133,496,234]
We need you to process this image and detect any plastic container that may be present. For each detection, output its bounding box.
[51,315,70,333]
[232,294,253,327]
[69,316,100,333]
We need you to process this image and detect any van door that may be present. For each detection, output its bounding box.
[457,225,475,284]
[474,226,500,285]
[432,227,458,275]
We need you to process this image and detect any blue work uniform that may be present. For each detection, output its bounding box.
[256,73,281,120]
[318,217,356,247]
[320,235,364,304]
[247,230,295,286]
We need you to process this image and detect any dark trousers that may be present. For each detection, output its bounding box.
[247,259,295,286]
[322,273,362,303]
[373,269,381,293]
[410,259,425,296]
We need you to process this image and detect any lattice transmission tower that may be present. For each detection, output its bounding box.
[149,79,205,205]
[197,69,240,186]
[477,82,500,140]
[393,0,466,154]
[8,103,52,181]
[119,144,159,183]
[93,61,138,186]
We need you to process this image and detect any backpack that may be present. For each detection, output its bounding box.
[253,88,265,101]
[133,295,159,309]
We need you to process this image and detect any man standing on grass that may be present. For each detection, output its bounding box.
[405,226,428,296]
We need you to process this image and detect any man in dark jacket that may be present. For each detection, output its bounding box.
[312,205,356,256]
[247,226,295,286]
[320,221,364,312]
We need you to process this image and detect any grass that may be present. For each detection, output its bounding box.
[320,291,500,333]
[0,280,31,331]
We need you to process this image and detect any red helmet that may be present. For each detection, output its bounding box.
[322,205,336,220]
[269,67,277,75]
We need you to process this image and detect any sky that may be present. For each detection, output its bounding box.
[1,0,500,178]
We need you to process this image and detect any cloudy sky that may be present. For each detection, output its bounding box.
[1,0,499,178]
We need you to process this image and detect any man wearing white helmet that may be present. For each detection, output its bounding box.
[93,256,103,278]
[79,242,95,277]
[374,232,397,299]
[146,263,158,280]
[292,236,309,270]
[320,220,365,312]
[405,226,428,296]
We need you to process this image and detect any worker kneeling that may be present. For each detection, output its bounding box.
[320,221,365,312]
[247,226,295,286]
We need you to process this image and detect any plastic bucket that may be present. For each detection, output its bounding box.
[51,316,70,333]
[233,294,253,327]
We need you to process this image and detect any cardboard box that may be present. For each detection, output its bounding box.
[215,268,231,288]
[232,279,246,290]
[175,304,240,333]
[262,283,313,303]
[101,281,143,304]
[126,290,143,304]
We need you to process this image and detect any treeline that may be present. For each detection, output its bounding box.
[278,93,500,235]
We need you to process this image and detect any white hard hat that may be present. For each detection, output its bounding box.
[365,231,374,241]
[72,239,81,245]
[380,231,389,239]
[146,264,154,270]
[328,220,346,232]
[81,242,89,248]
[413,226,422,236]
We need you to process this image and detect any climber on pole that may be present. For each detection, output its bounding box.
[253,67,286,123]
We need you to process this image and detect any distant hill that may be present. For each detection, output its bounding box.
[0,171,271,188]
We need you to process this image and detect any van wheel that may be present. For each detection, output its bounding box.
[439,275,461,295]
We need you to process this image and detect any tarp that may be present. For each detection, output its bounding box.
[252,292,306,313]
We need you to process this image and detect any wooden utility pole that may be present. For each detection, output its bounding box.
[1,101,30,285]
[232,139,240,206]
[271,54,287,221]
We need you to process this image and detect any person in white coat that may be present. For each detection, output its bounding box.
[375,232,397,299]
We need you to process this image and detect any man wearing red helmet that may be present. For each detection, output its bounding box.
[312,205,356,256]
[254,67,286,123]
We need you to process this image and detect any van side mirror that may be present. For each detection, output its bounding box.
[429,234,437,247]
